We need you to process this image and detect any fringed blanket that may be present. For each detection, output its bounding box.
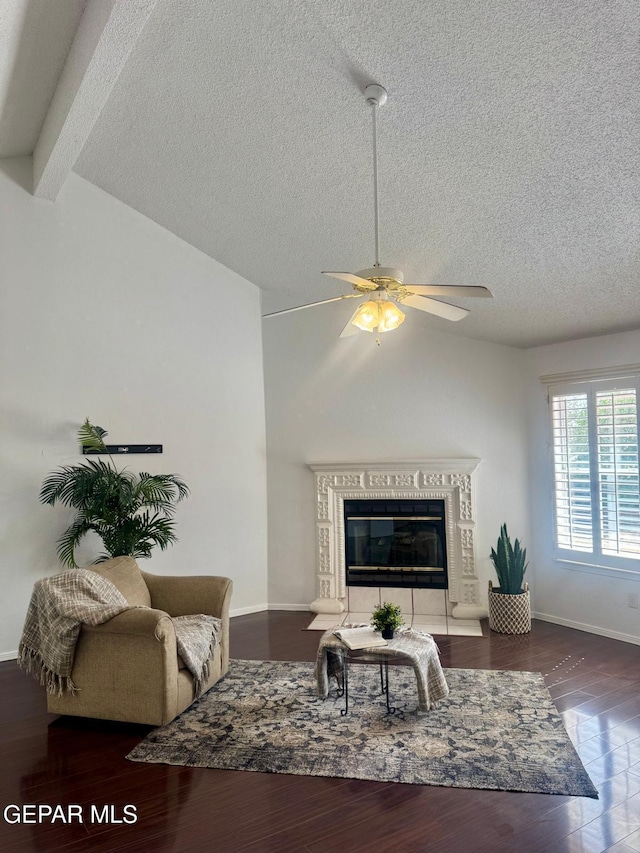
[173,614,221,695]
[18,569,220,697]
[316,625,449,712]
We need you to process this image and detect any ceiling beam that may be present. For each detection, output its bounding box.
[33,0,158,201]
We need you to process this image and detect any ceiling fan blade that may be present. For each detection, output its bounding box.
[339,305,366,338]
[404,285,493,299]
[322,271,374,289]
[401,294,470,322]
[263,294,361,318]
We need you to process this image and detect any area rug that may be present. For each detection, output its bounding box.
[127,659,598,798]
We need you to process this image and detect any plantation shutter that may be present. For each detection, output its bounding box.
[551,392,593,551]
[596,387,640,557]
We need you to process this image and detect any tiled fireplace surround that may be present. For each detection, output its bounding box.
[308,460,487,633]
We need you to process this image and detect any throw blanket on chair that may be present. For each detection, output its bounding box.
[18,569,220,697]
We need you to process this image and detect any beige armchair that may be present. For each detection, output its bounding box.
[46,556,232,726]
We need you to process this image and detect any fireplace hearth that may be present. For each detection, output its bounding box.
[309,460,487,621]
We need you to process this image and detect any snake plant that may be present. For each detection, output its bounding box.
[489,523,528,594]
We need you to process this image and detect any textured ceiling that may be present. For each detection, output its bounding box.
[8,0,640,348]
[0,0,86,157]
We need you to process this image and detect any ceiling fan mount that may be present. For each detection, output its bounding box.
[363,83,388,109]
[351,266,405,292]
[263,83,493,336]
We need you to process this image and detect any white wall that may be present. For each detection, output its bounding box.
[5,150,635,656]
[263,305,530,609]
[0,157,268,658]
[526,329,640,644]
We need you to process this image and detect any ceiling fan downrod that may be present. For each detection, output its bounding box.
[364,84,388,270]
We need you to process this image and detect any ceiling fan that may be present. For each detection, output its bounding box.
[264,84,493,338]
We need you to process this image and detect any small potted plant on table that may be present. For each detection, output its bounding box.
[371,601,405,640]
[488,523,531,634]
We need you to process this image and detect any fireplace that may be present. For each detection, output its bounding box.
[309,459,487,620]
[345,499,447,589]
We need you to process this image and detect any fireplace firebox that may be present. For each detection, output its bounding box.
[345,499,447,589]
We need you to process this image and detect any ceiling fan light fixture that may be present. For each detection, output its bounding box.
[351,300,379,332]
[378,300,405,332]
[351,297,405,333]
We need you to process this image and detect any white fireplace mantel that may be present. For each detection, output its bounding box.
[308,459,487,620]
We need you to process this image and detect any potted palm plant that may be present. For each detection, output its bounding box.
[371,601,405,640]
[40,419,189,567]
[488,523,530,634]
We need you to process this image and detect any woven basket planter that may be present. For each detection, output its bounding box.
[488,581,531,634]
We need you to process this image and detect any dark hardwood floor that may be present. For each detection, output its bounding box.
[1,612,640,853]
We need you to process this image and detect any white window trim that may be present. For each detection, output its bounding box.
[544,367,640,577]
[554,557,640,583]
[540,363,640,385]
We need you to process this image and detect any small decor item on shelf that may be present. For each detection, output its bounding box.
[371,601,405,640]
[488,523,531,634]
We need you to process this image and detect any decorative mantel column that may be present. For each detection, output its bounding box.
[308,459,487,620]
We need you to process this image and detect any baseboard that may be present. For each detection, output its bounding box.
[533,611,640,647]
[0,650,18,662]
[230,603,311,617]
[230,603,269,617]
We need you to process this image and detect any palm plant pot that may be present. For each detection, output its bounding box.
[488,581,531,634]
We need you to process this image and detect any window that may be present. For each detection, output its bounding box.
[549,372,640,572]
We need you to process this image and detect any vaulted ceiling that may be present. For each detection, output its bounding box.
[1,0,638,348]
